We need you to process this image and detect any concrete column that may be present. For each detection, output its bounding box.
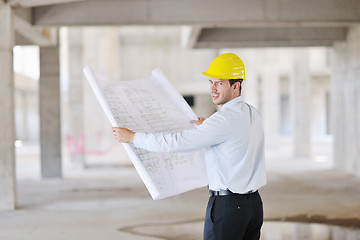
[0,3,17,210]
[261,69,280,151]
[332,26,360,176]
[346,26,360,177]
[331,43,347,170]
[82,28,110,164]
[39,45,62,178]
[15,90,29,141]
[343,75,356,173]
[67,28,85,166]
[293,224,312,240]
[290,49,311,158]
[21,91,28,141]
[356,73,360,177]
[242,66,260,108]
[331,28,360,176]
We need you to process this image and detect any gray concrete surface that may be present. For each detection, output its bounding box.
[1,142,360,239]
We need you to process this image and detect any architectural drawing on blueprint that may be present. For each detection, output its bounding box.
[84,67,207,199]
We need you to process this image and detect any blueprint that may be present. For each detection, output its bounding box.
[83,67,207,199]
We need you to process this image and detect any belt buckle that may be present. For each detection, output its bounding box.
[209,190,219,197]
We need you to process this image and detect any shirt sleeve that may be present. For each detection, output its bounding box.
[133,111,232,152]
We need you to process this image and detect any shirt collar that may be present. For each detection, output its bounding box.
[221,96,243,110]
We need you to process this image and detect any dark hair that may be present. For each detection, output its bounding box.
[229,79,243,95]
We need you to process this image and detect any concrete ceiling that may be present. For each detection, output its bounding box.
[6,0,360,47]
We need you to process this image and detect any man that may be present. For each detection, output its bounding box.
[113,53,266,240]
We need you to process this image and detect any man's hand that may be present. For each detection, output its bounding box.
[191,117,205,125]
[112,127,135,143]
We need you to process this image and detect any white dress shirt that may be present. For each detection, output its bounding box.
[134,96,266,194]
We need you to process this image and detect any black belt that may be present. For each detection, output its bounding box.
[209,189,256,197]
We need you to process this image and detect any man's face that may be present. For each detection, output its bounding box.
[209,78,239,106]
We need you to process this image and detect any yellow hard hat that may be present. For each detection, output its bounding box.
[203,53,246,80]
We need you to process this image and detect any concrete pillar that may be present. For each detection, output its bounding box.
[343,74,356,173]
[346,26,360,177]
[0,3,17,210]
[356,73,360,177]
[15,90,28,141]
[83,28,112,163]
[242,65,260,108]
[261,69,280,151]
[67,28,85,166]
[39,45,62,178]
[331,43,347,170]
[21,91,28,141]
[290,49,311,158]
[293,224,312,240]
[332,26,360,176]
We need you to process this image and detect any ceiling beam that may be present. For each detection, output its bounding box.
[6,0,89,8]
[194,27,347,48]
[196,40,337,48]
[30,0,360,27]
[14,14,57,46]
[181,26,202,49]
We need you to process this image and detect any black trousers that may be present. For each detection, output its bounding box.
[203,191,263,240]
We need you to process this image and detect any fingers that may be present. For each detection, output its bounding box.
[112,127,120,137]
[111,127,135,143]
[191,117,205,125]
[112,127,124,142]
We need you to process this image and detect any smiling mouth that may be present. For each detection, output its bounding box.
[212,94,219,99]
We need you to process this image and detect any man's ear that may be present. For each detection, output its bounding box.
[233,81,240,91]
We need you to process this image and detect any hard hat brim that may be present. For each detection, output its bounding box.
[202,71,245,81]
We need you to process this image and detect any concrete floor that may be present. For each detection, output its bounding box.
[1,140,360,240]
